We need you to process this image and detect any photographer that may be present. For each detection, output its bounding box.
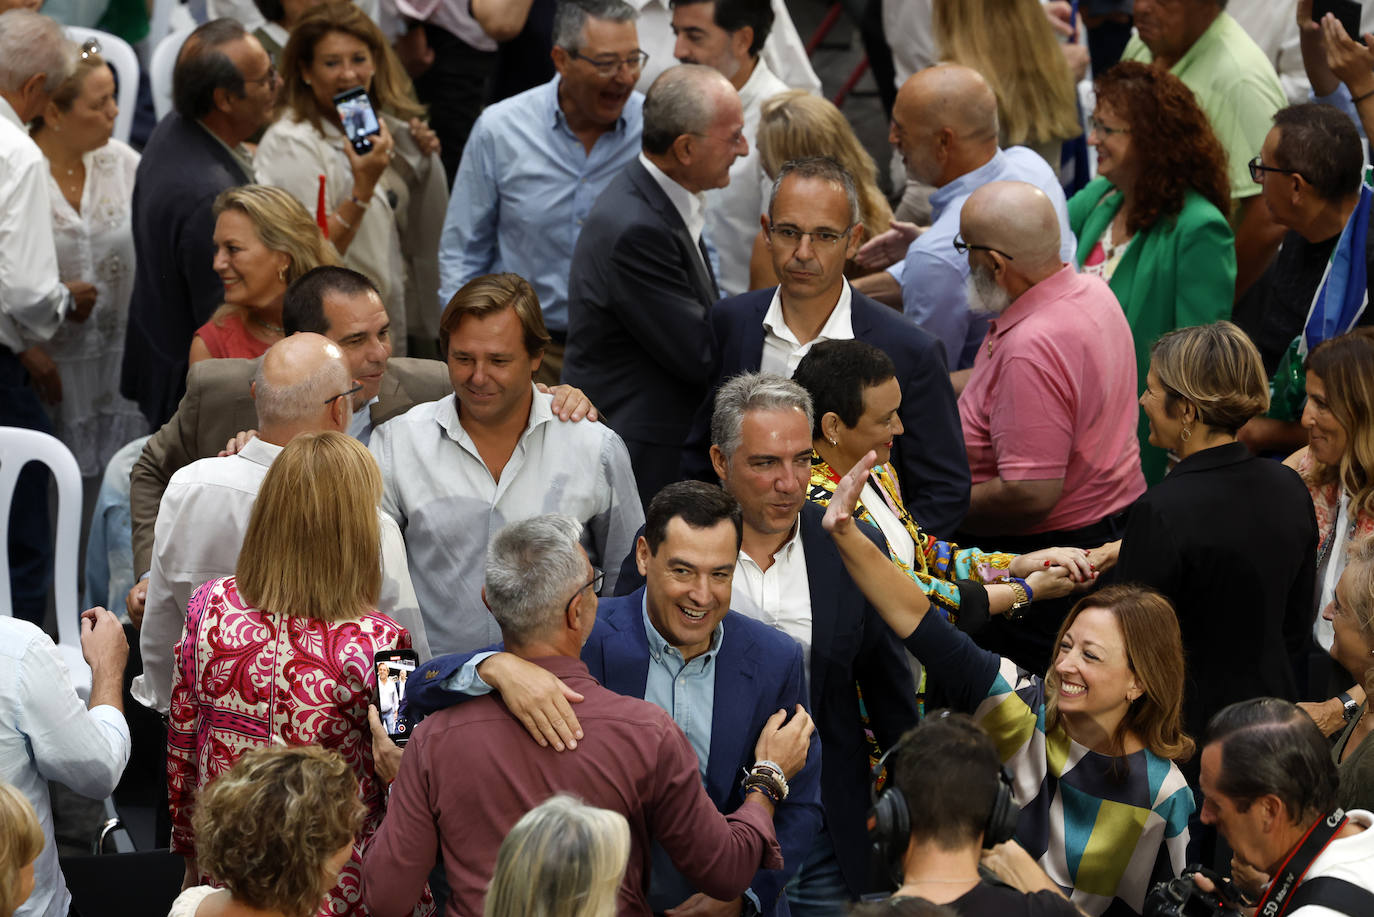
[1187,698,1374,916]
[872,713,1081,917]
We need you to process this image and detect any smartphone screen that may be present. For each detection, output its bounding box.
[334,87,381,154]
[1314,0,1364,44]
[374,649,418,746]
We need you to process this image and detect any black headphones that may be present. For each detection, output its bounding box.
[867,725,1020,883]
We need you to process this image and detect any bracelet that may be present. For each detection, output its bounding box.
[1354,88,1374,105]
[753,759,785,779]
[334,210,354,231]
[744,783,779,804]
[350,193,371,209]
[741,766,789,802]
[1011,575,1033,604]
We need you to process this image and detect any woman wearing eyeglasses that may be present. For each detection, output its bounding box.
[1068,61,1236,484]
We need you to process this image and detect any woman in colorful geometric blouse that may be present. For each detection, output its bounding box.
[166,432,431,917]
[822,458,1195,916]
[793,340,1095,629]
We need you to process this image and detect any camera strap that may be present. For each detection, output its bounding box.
[1255,809,1349,917]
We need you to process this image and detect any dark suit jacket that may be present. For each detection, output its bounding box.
[683,287,970,539]
[1107,442,1318,748]
[615,504,920,896]
[130,356,451,576]
[407,588,824,915]
[563,160,719,498]
[121,113,253,428]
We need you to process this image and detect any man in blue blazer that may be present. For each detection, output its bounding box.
[681,158,969,538]
[407,481,822,916]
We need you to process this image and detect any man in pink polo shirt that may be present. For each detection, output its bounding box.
[954,180,1144,672]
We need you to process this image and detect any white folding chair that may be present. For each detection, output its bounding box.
[0,427,91,699]
[63,27,139,146]
[150,25,194,122]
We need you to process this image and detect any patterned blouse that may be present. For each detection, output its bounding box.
[167,576,432,917]
[807,453,1016,622]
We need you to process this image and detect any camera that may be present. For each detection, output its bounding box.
[1143,866,1246,917]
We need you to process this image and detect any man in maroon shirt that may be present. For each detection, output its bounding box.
[361,514,814,916]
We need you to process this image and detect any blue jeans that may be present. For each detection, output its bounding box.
[785,831,852,917]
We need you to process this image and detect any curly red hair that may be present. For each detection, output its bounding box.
[1094,61,1230,234]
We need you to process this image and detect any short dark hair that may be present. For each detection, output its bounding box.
[669,0,774,57]
[172,18,248,121]
[283,266,380,336]
[792,340,897,439]
[891,713,1003,850]
[439,273,550,356]
[644,481,743,554]
[1272,103,1363,203]
[1205,697,1338,825]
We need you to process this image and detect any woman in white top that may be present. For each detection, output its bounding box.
[255,1,446,356]
[29,46,146,477]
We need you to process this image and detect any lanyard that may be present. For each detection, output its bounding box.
[1256,810,1350,917]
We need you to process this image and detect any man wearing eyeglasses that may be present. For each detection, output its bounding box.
[439,0,645,386]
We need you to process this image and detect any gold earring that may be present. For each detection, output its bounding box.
[278,265,287,283]
[1180,424,1192,442]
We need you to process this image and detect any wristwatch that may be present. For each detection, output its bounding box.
[1006,581,1031,620]
[1338,691,1360,723]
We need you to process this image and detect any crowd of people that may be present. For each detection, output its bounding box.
[6,0,1374,916]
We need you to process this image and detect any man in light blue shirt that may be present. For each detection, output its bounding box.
[438,0,646,384]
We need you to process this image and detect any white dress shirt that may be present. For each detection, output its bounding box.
[0,97,69,354]
[730,522,814,674]
[638,152,707,246]
[759,280,854,377]
[134,437,427,713]
[370,388,644,655]
[0,618,129,917]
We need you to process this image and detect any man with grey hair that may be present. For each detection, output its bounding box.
[363,512,815,917]
[134,333,428,714]
[0,9,97,626]
[564,62,747,506]
[685,156,971,537]
[438,0,645,384]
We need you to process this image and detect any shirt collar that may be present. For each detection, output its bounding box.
[639,152,706,235]
[761,281,854,346]
[1170,11,1228,74]
[436,386,552,445]
[546,74,633,137]
[0,96,24,130]
[736,57,778,107]
[740,519,804,571]
[640,593,724,665]
[930,148,1007,216]
[986,263,1075,342]
[238,436,283,468]
[195,119,254,175]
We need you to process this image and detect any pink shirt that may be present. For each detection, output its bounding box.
[958,265,1144,534]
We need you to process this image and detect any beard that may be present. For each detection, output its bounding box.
[966,264,1011,316]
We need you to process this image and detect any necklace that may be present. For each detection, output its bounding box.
[250,316,285,334]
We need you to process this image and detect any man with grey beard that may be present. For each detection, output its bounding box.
[953,180,1143,673]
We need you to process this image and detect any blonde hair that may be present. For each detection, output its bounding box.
[193,746,366,917]
[484,795,631,917]
[932,0,1081,149]
[236,431,382,621]
[0,785,42,917]
[756,90,892,239]
[1305,328,1374,521]
[1150,322,1270,434]
[31,52,107,133]
[1340,536,1374,696]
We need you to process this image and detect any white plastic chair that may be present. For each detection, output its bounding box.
[63,27,139,146]
[150,25,194,122]
[0,427,91,699]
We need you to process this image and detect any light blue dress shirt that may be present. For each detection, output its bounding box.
[891,146,1078,370]
[437,76,645,332]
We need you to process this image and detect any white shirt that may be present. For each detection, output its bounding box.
[1316,492,1353,652]
[134,437,427,714]
[759,281,854,377]
[1290,810,1374,917]
[0,618,129,917]
[638,152,707,246]
[370,388,644,655]
[703,58,793,297]
[730,522,814,674]
[0,97,69,354]
[627,0,821,95]
[862,480,916,567]
[881,0,938,91]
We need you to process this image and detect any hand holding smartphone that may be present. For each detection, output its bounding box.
[1314,0,1365,44]
[374,649,418,746]
[334,87,382,155]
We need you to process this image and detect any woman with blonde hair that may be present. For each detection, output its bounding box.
[1312,536,1374,811]
[0,785,42,917]
[166,431,430,916]
[190,185,339,363]
[747,90,893,289]
[484,795,630,917]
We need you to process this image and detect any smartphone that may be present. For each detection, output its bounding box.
[374,649,418,746]
[1314,0,1364,44]
[334,87,381,155]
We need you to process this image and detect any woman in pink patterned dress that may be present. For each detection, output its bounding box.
[166,431,431,916]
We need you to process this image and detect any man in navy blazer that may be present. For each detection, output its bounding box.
[681,158,969,538]
[407,482,822,916]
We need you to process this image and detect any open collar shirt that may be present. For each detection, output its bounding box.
[731,521,813,675]
[760,281,854,377]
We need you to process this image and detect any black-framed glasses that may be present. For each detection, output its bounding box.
[1248,155,1304,184]
[244,63,279,87]
[1087,115,1129,138]
[564,568,605,614]
[768,222,857,248]
[323,381,363,406]
[953,233,1015,260]
[569,50,649,78]
[79,38,101,60]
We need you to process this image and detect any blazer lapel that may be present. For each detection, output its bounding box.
[704,617,758,804]
[799,507,836,712]
[628,160,717,307]
[739,295,769,371]
[599,594,651,698]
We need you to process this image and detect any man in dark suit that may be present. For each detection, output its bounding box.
[406,481,822,915]
[563,63,748,507]
[683,157,969,538]
[121,19,275,428]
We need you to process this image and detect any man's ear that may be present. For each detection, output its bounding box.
[670,131,695,166]
[212,84,235,114]
[730,26,754,65]
[480,585,490,611]
[844,220,864,260]
[709,444,729,483]
[635,534,651,576]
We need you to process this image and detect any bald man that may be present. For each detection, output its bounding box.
[853,64,1076,371]
[133,333,429,714]
[954,181,1143,673]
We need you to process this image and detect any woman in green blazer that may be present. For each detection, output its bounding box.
[1069,61,1237,484]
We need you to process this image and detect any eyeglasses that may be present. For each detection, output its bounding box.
[953,233,1015,260]
[1087,116,1129,138]
[1248,155,1305,184]
[244,64,279,87]
[79,38,101,60]
[769,222,856,248]
[323,381,363,407]
[569,50,649,78]
[692,128,746,147]
[564,568,605,615]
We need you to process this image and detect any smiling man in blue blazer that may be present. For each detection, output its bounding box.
[408,481,822,916]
